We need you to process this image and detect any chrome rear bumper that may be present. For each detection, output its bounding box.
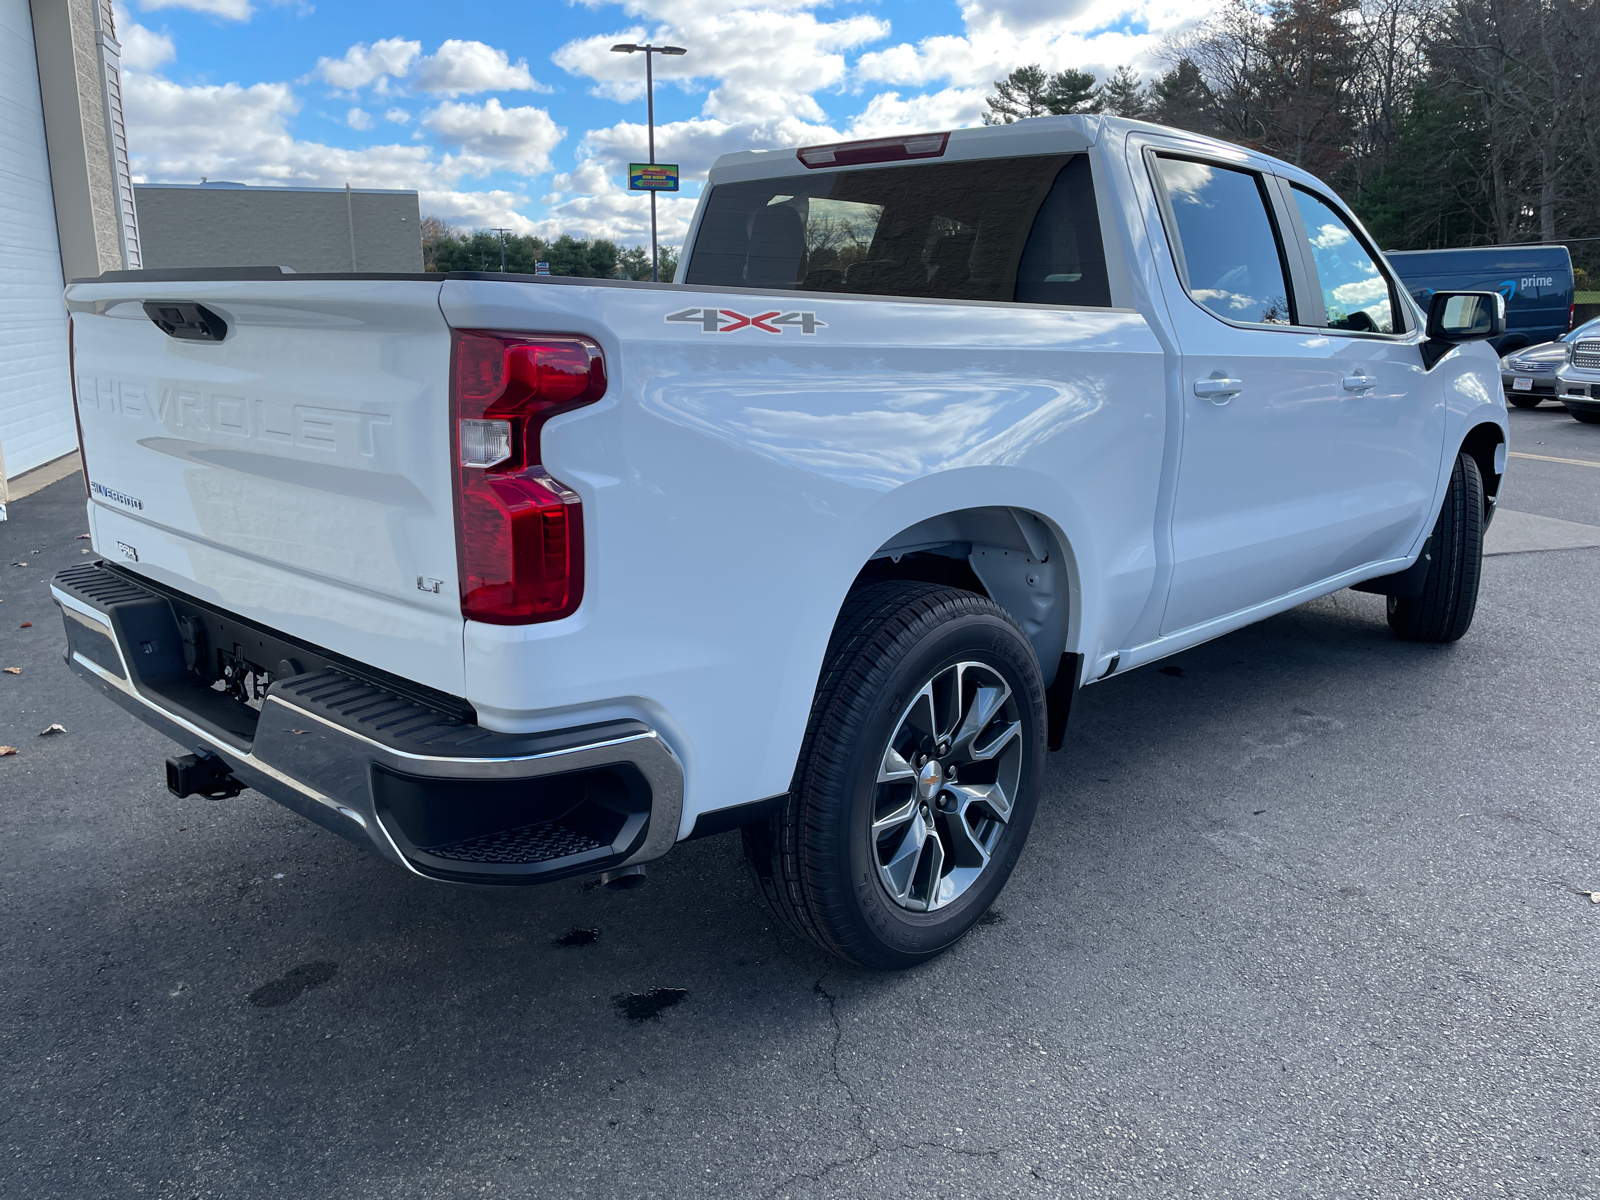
[51,563,683,885]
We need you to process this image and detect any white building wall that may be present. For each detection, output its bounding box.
[0,0,76,487]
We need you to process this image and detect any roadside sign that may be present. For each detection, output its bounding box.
[535,261,550,275]
[629,164,680,192]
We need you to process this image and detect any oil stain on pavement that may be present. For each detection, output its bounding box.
[248,962,339,1008]
[613,987,687,1021]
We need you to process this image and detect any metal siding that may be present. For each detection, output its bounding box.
[134,187,424,274]
[0,0,76,480]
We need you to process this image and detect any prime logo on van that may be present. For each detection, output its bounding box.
[665,307,826,335]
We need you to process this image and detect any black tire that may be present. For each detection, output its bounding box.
[1508,394,1542,410]
[1567,406,1600,425]
[1387,452,1484,643]
[743,581,1046,970]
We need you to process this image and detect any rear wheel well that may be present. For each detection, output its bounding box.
[852,506,1072,686]
[1459,422,1504,510]
[855,549,989,596]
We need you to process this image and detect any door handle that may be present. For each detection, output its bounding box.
[1193,376,1243,401]
[1342,372,1376,393]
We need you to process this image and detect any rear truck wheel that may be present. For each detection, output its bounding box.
[1387,451,1485,643]
[1507,394,1542,410]
[743,581,1046,970]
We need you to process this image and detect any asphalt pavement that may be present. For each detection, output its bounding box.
[3,406,1598,1199]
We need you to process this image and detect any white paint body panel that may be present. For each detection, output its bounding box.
[64,116,1509,839]
[67,281,466,694]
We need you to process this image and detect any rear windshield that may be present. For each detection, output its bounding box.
[685,154,1111,308]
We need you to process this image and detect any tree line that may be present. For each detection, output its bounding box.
[422,217,679,280]
[987,0,1600,278]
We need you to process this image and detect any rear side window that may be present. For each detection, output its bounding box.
[1153,156,1294,326]
[1014,156,1110,306]
[1290,188,1398,334]
[685,154,1111,307]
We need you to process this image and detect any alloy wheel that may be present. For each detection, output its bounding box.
[871,660,1025,911]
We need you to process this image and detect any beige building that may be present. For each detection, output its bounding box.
[1,0,139,514]
[135,182,423,274]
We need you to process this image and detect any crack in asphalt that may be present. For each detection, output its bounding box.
[757,974,1005,1198]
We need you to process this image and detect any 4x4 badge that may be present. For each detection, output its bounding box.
[665,307,826,335]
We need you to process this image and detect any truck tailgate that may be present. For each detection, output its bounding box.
[66,279,466,696]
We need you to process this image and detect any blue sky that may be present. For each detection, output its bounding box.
[116,0,1210,247]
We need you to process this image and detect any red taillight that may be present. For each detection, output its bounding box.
[450,330,605,624]
[796,131,949,169]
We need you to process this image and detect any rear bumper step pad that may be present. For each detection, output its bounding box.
[50,562,683,884]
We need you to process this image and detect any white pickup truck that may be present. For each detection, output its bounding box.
[55,115,1508,969]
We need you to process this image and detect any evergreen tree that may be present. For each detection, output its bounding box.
[983,65,1054,124]
[1045,68,1099,114]
[1094,66,1147,118]
[983,64,1100,124]
[1147,58,1217,135]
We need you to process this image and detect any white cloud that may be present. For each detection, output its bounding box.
[582,113,835,185]
[122,73,536,230]
[845,88,990,138]
[548,0,893,228]
[310,38,421,90]
[137,0,252,20]
[857,0,1210,91]
[114,5,175,70]
[535,160,699,247]
[554,10,886,115]
[413,40,546,96]
[118,0,1227,245]
[420,190,541,234]
[421,99,564,174]
[958,0,1101,34]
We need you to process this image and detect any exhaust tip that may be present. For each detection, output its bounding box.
[599,865,647,891]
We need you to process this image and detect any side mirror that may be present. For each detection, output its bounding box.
[1426,290,1505,341]
[1422,290,1505,369]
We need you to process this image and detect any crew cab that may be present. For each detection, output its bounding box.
[55,116,1508,969]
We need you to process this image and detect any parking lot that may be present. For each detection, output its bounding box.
[2,404,1598,1199]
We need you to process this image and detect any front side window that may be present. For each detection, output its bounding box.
[1291,188,1397,334]
[1153,156,1293,326]
[685,154,1111,307]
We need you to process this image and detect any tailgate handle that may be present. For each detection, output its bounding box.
[143,301,228,342]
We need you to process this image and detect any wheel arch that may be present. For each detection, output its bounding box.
[1459,420,1505,509]
[851,503,1082,692]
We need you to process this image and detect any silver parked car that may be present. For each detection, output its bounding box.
[1501,316,1600,409]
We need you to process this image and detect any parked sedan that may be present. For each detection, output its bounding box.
[1501,316,1600,408]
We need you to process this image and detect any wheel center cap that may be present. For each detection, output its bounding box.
[917,758,944,801]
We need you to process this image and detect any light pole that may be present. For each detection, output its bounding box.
[488,226,511,272]
[610,41,686,282]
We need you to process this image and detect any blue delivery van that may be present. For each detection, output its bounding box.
[1385,244,1573,353]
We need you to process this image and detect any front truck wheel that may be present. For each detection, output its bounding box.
[1388,451,1485,643]
[743,581,1047,970]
